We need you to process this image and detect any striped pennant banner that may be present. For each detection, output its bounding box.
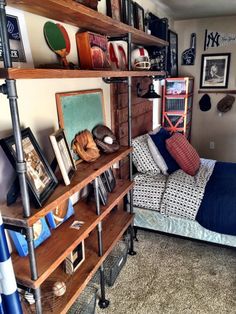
[0,214,23,314]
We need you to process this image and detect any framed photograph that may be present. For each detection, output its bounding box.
[101,168,116,192]
[9,218,51,256]
[56,89,106,163]
[0,7,33,68]
[134,2,145,31]
[121,0,135,26]
[46,198,74,229]
[50,129,76,186]
[64,241,85,275]
[106,0,122,21]
[0,127,58,208]
[168,30,178,77]
[95,176,109,206]
[200,53,231,88]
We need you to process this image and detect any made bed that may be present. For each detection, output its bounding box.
[131,130,236,248]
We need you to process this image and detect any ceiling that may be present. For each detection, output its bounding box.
[154,0,236,20]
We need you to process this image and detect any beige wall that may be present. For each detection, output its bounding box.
[174,16,236,162]
[0,1,169,202]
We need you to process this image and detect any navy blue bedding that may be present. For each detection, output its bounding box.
[196,161,236,236]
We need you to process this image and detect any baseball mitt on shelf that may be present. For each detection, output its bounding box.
[92,125,120,154]
[72,129,100,162]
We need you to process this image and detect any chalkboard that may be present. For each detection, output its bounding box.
[56,89,105,159]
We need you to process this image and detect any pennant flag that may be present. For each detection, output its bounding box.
[204,29,236,50]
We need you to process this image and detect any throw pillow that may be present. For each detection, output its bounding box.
[132,134,160,174]
[147,135,168,175]
[149,128,180,174]
[166,133,200,176]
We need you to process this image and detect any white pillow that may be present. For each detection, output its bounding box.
[147,135,168,175]
[132,134,160,174]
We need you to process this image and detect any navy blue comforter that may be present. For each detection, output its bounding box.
[196,161,236,236]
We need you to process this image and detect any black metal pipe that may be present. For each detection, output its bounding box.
[26,227,39,280]
[34,287,42,314]
[103,77,127,84]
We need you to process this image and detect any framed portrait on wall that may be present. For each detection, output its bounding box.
[168,30,178,77]
[200,53,231,88]
[0,7,34,68]
[0,127,58,208]
[134,2,145,31]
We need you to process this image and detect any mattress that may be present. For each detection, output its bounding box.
[134,206,236,248]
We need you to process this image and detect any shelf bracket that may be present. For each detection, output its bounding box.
[102,77,128,84]
[0,83,8,94]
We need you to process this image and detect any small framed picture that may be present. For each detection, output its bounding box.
[96,176,109,206]
[64,241,85,275]
[121,0,135,26]
[134,2,145,31]
[0,127,58,208]
[0,7,34,68]
[9,218,51,257]
[50,129,76,186]
[101,168,116,192]
[200,53,231,89]
[46,198,74,229]
[168,30,178,77]
[106,0,122,21]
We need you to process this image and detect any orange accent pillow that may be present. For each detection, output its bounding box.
[166,133,200,176]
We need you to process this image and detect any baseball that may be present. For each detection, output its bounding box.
[52,281,66,297]
[104,136,113,145]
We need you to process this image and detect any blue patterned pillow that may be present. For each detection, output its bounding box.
[149,128,180,174]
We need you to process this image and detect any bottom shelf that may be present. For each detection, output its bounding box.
[22,208,134,314]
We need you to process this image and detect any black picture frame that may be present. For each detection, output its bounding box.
[200,53,231,89]
[0,127,58,208]
[50,128,76,186]
[101,168,116,192]
[121,0,135,26]
[106,0,122,21]
[64,240,85,274]
[96,176,109,206]
[134,2,145,31]
[168,30,178,77]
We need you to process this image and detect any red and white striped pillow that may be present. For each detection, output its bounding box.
[166,133,200,176]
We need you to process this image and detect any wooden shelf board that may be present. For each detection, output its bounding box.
[2,147,132,227]
[45,209,134,314]
[6,0,168,47]
[11,180,134,289]
[0,68,166,79]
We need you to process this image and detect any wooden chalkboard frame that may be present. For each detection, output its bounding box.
[55,89,106,161]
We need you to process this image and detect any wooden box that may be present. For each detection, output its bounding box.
[76,31,111,70]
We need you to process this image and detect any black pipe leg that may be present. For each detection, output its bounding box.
[98,265,110,309]
[128,225,137,256]
[134,226,139,241]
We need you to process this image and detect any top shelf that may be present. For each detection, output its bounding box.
[6,0,168,47]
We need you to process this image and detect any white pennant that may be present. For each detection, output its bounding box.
[204,29,236,50]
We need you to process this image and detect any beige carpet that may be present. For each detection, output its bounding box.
[96,230,236,314]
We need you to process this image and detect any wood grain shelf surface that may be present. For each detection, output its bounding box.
[6,0,168,47]
[1,147,132,227]
[0,68,166,80]
[11,179,134,289]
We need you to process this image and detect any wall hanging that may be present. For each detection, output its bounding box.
[204,29,236,50]
[182,33,196,65]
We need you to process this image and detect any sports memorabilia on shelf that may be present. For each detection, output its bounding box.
[0,127,58,208]
[92,124,120,153]
[50,129,76,186]
[131,47,151,70]
[52,281,67,297]
[9,218,51,257]
[168,30,178,77]
[46,198,75,229]
[147,13,168,40]
[121,0,135,26]
[64,241,85,275]
[76,31,111,69]
[108,40,128,70]
[147,46,166,71]
[72,130,100,162]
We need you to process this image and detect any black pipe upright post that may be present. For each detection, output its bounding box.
[0,1,41,312]
[94,177,109,309]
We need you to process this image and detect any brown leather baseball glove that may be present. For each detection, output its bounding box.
[92,125,120,153]
[72,129,100,162]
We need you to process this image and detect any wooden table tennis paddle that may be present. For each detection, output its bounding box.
[44,21,69,67]
[56,23,71,56]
